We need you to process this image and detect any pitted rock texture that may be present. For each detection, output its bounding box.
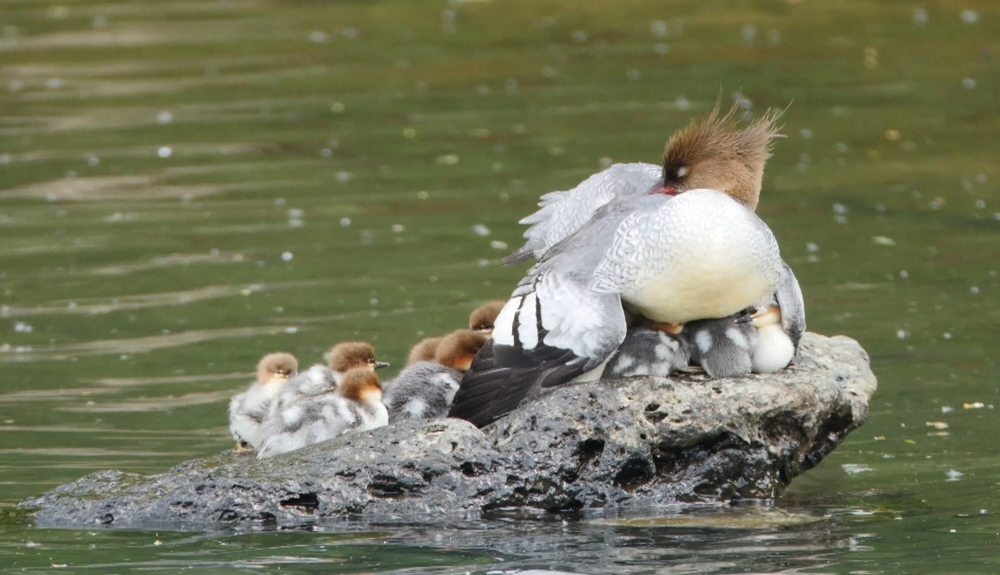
[22,333,875,529]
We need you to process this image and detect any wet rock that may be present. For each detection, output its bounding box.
[22,333,875,528]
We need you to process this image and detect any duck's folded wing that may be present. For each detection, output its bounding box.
[448,271,627,427]
[775,260,806,348]
[504,163,661,265]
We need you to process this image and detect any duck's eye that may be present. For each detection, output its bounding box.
[675,166,689,178]
[367,357,376,364]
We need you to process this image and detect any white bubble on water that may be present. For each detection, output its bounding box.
[281,252,293,261]
[896,329,908,339]
[0,154,9,165]
[308,30,328,43]
[335,171,352,182]
[651,20,668,38]
[320,148,333,158]
[14,322,32,333]
[288,219,303,228]
[960,10,979,24]
[490,240,508,250]
[391,224,404,233]
[626,69,640,80]
[912,8,929,25]
[157,146,172,158]
[274,198,286,206]
[45,78,63,89]
[287,208,304,218]
[941,405,953,414]
[675,96,690,111]
[473,224,490,236]
[943,332,952,339]
[970,286,980,294]
[340,217,351,227]
[800,128,813,139]
[946,469,964,481]
[899,269,909,278]
[741,23,757,44]
[157,110,173,124]
[962,77,976,89]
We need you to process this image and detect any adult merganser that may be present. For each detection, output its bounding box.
[450,104,787,427]
[269,341,388,418]
[228,352,298,453]
[384,329,489,420]
[255,367,388,459]
[405,300,505,366]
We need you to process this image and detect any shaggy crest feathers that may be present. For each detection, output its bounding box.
[468,300,506,332]
[337,368,383,403]
[663,100,784,210]
[435,329,489,372]
[325,341,379,372]
[256,352,298,383]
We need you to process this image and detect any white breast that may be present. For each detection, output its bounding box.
[618,190,782,323]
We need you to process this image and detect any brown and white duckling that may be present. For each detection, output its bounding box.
[405,300,505,366]
[468,300,506,334]
[256,367,388,459]
[383,329,488,421]
[228,352,298,453]
[269,341,388,417]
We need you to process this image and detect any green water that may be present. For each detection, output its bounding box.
[0,0,997,571]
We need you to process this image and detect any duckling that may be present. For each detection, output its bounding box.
[468,300,507,334]
[452,102,786,427]
[602,325,690,379]
[406,336,443,366]
[384,329,488,420]
[269,341,388,417]
[685,313,759,378]
[228,352,298,453]
[405,300,505,366]
[256,367,388,459]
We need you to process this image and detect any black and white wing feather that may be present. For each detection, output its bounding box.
[448,271,627,427]
[774,260,806,348]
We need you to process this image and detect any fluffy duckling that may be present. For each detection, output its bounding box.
[269,341,388,417]
[684,313,759,378]
[405,300,505,366]
[468,300,506,334]
[406,335,443,366]
[384,329,488,420]
[256,367,388,459]
[228,352,298,453]
[602,326,690,378]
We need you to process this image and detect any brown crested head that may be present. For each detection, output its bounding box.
[468,300,507,334]
[434,329,489,372]
[407,336,443,366]
[337,367,383,403]
[256,352,298,383]
[325,341,389,373]
[660,99,783,211]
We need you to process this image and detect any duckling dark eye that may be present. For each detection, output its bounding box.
[367,357,376,364]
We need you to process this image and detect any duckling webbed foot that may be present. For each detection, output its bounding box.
[233,440,253,454]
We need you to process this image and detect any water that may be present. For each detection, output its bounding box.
[0,0,997,571]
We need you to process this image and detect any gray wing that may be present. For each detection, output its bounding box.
[449,270,627,427]
[504,163,661,264]
[774,261,806,348]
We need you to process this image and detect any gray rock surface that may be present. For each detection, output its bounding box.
[22,333,875,529]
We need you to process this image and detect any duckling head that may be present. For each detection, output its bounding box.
[338,367,383,404]
[658,101,783,211]
[324,341,390,374]
[256,352,298,384]
[407,336,443,366]
[434,329,489,372]
[468,300,507,334]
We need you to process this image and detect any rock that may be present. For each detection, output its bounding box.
[21,333,875,528]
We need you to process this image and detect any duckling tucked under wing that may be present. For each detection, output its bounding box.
[382,361,463,420]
